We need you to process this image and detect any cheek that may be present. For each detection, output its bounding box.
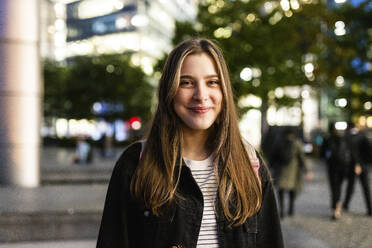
[214,90,223,110]
[173,94,181,110]
[173,91,186,114]
[174,90,191,105]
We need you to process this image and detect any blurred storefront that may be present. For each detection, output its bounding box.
[40,0,198,143]
[238,85,319,149]
[41,0,197,73]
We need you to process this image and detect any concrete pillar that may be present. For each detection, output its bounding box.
[0,0,41,187]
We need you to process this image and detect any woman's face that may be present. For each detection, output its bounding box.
[173,53,223,132]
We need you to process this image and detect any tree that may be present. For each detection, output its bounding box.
[43,54,154,123]
[169,0,345,129]
[43,60,75,118]
[328,1,372,120]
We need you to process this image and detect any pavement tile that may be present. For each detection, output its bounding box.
[1,148,371,247]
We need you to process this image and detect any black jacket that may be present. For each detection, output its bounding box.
[97,142,284,248]
[345,130,372,169]
[321,134,351,173]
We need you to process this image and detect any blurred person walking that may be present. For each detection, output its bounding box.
[342,122,372,216]
[73,137,92,165]
[97,38,284,248]
[321,123,350,220]
[273,127,313,218]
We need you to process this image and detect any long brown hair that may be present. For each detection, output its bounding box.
[131,38,262,226]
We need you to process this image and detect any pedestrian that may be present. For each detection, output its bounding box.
[321,122,350,220]
[97,38,284,248]
[343,121,372,216]
[73,137,91,164]
[273,127,313,218]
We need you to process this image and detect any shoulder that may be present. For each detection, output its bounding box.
[257,152,272,184]
[242,138,257,158]
[241,138,272,183]
[114,141,142,177]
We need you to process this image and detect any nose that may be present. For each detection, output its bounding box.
[192,82,208,102]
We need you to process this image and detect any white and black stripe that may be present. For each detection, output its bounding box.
[184,155,219,248]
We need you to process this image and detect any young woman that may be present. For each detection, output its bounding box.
[97,38,284,248]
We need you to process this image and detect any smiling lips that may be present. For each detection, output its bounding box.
[188,107,212,114]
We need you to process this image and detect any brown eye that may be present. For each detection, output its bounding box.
[208,80,220,86]
[180,80,193,87]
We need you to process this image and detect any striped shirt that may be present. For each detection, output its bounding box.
[184,154,219,248]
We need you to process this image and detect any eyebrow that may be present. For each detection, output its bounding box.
[180,74,219,79]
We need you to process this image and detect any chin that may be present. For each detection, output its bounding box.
[184,121,214,131]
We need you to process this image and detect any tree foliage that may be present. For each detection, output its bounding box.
[43,54,153,122]
[329,1,372,119]
[170,0,371,121]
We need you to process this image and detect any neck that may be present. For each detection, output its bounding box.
[182,127,212,161]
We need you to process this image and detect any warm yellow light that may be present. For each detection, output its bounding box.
[359,116,366,126]
[335,75,345,87]
[56,119,68,138]
[252,68,262,78]
[115,17,128,29]
[351,83,361,94]
[131,121,142,130]
[216,0,225,8]
[130,54,141,66]
[208,5,218,14]
[131,14,149,27]
[268,90,275,100]
[290,0,300,10]
[304,63,314,73]
[264,2,274,14]
[238,94,262,108]
[213,27,232,39]
[335,122,347,130]
[280,0,290,11]
[269,12,283,25]
[301,90,310,99]
[267,106,277,126]
[240,67,252,81]
[252,79,260,87]
[275,87,284,98]
[246,13,256,23]
[364,101,372,110]
[284,10,293,17]
[334,21,346,36]
[367,116,372,128]
[335,98,347,108]
[141,56,154,75]
[106,64,115,73]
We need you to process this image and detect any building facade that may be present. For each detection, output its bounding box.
[41,0,197,74]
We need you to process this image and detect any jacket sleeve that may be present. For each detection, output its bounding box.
[354,134,371,169]
[97,143,141,248]
[256,156,285,248]
[96,161,128,247]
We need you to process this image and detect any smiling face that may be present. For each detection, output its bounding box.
[173,53,223,132]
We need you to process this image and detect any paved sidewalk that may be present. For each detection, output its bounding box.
[40,147,120,184]
[280,157,372,248]
[0,152,371,247]
[0,185,106,213]
[0,240,95,248]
